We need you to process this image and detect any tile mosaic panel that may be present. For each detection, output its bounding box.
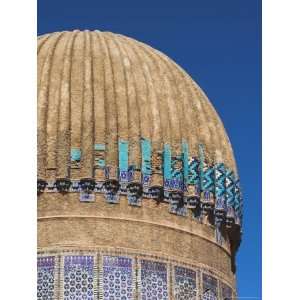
[37,256,55,300]
[63,255,94,300]
[202,273,218,300]
[202,289,218,300]
[215,163,226,200]
[188,157,200,185]
[102,256,134,300]
[234,178,242,219]
[141,138,152,177]
[163,144,172,184]
[174,266,197,300]
[225,169,235,206]
[38,251,236,300]
[171,155,184,190]
[39,137,243,240]
[140,260,168,300]
[201,164,215,193]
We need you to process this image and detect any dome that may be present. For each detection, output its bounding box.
[38,30,241,230]
[37,30,242,299]
[38,30,237,174]
[38,29,242,240]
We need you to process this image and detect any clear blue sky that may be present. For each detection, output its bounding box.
[38,0,261,298]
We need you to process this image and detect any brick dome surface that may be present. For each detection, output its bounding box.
[38,30,237,179]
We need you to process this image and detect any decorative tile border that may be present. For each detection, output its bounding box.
[37,249,235,300]
[173,265,197,300]
[37,255,57,300]
[37,140,243,238]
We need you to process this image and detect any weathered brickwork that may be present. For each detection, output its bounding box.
[38,193,236,289]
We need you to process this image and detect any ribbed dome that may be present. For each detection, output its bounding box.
[38,30,237,181]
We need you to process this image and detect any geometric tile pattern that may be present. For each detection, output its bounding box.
[140,260,168,300]
[174,266,197,300]
[203,289,218,300]
[215,163,226,199]
[225,169,235,206]
[40,140,243,238]
[38,253,236,299]
[182,142,189,183]
[37,256,55,300]
[63,255,94,300]
[234,178,243,221]
[202,273,218,300]
[188,157,200,185]
[171,155,184,191]
[102,256,134,300]
[201,164,215,192]
[215,196,227,210]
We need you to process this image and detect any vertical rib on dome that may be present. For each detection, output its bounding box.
[38,32,65,179]
[80,30,94,178]
[56,31,76,179]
